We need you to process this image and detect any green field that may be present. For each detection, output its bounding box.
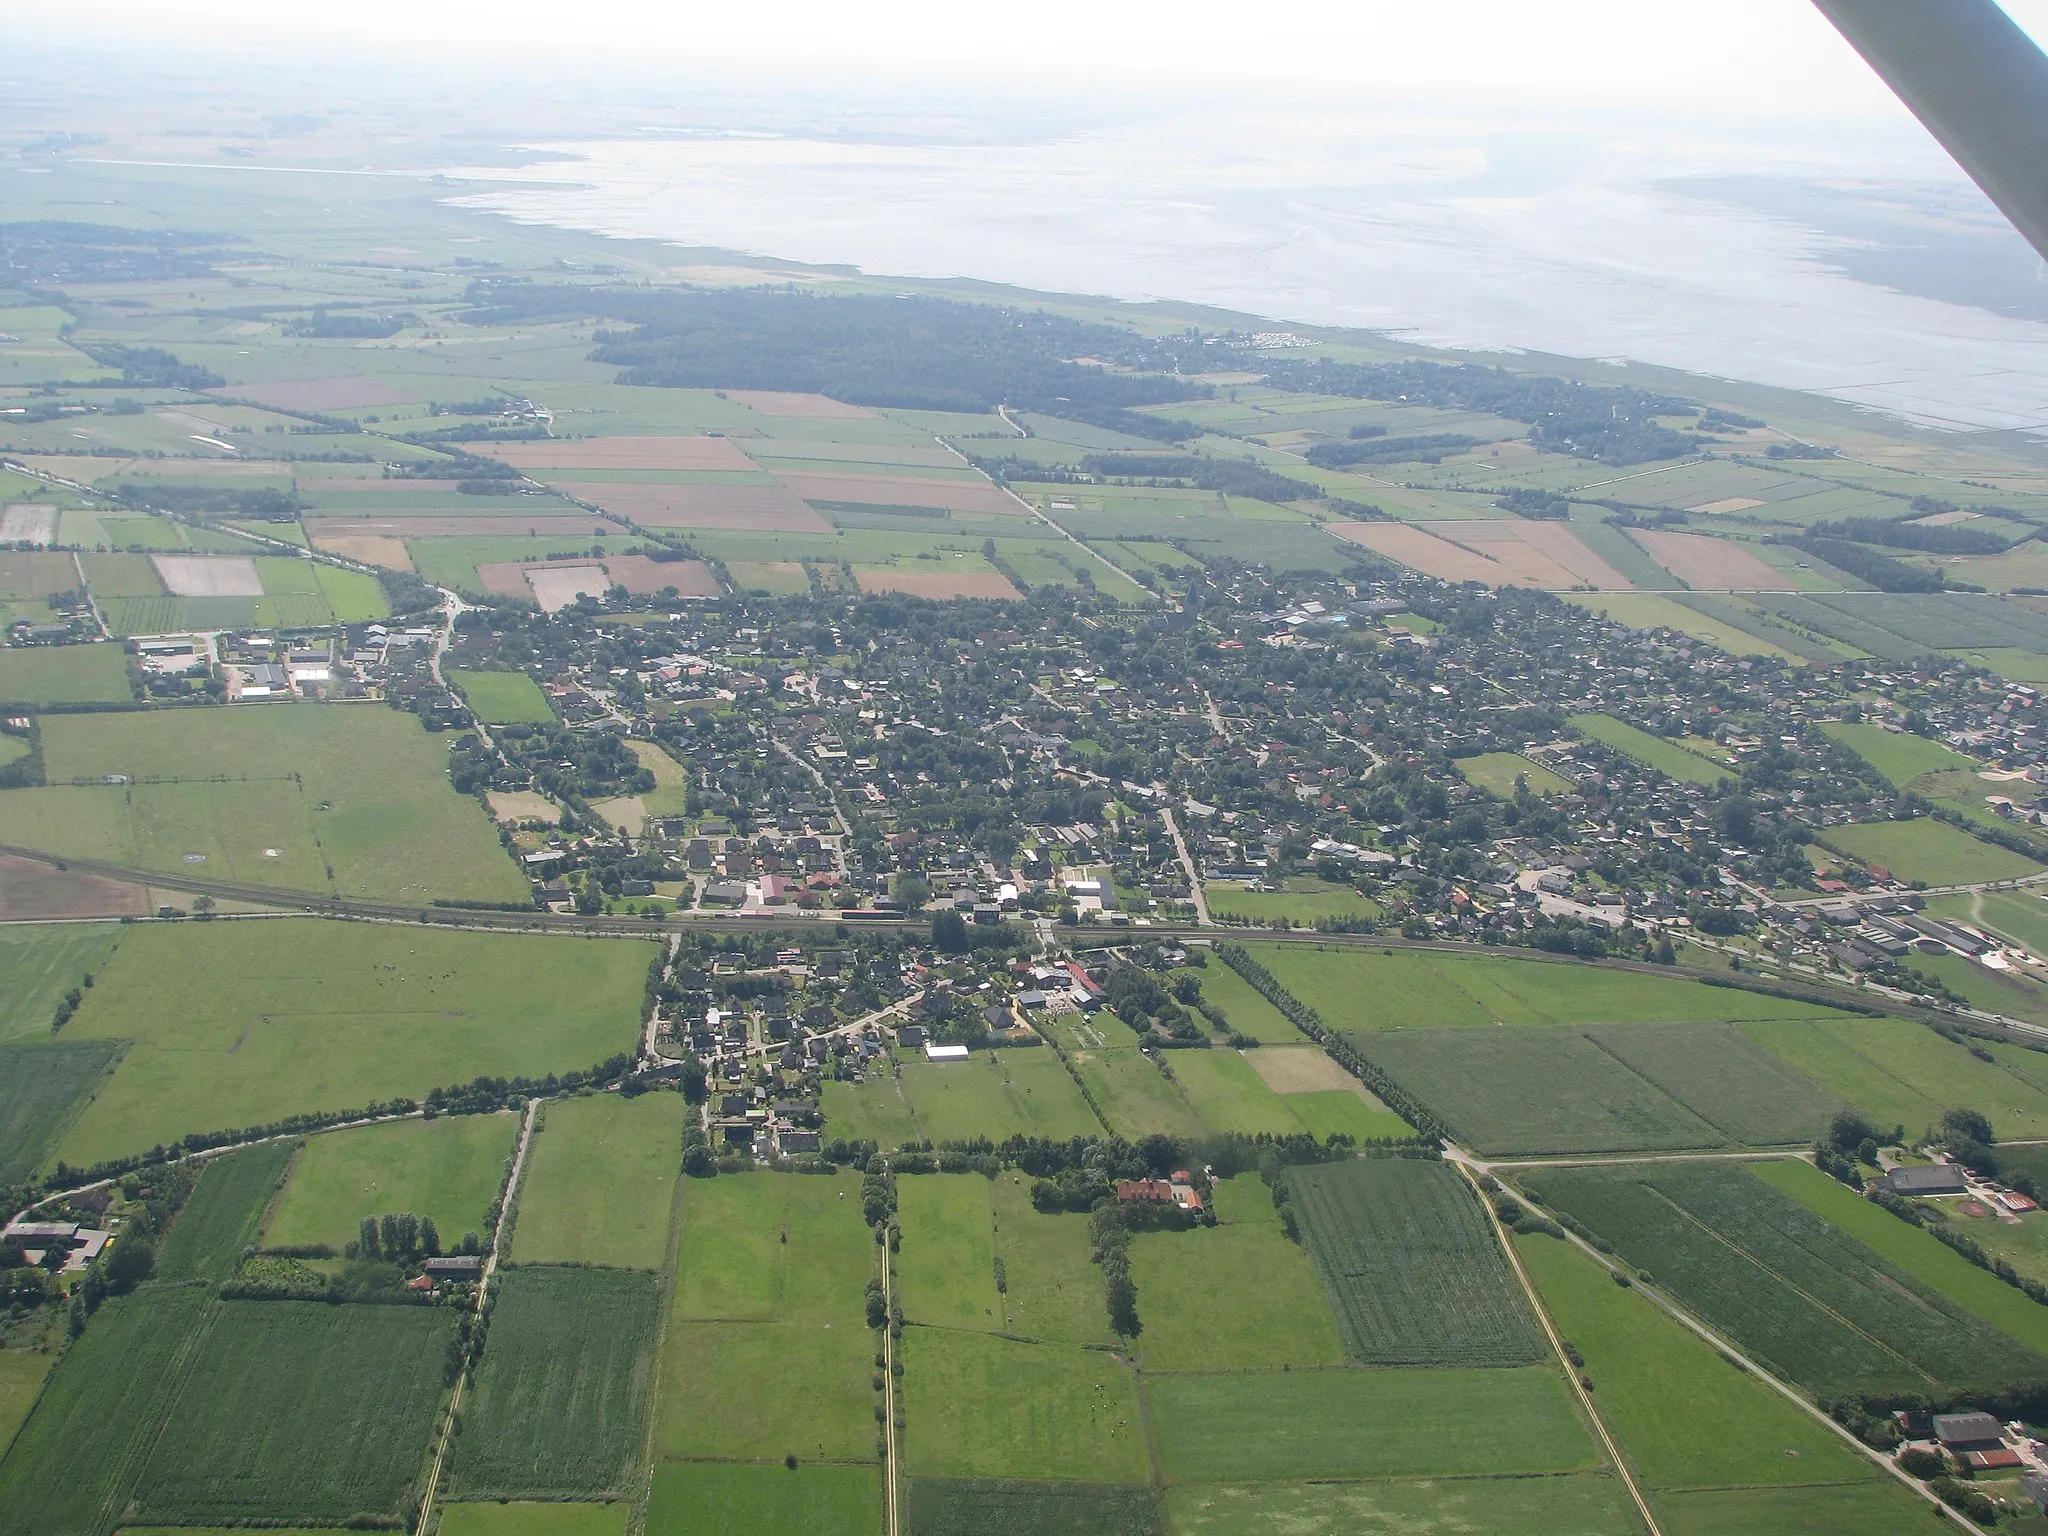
[1146,1366,1596,1482]
[0,924,118,1043]
[1286,1158,1544,1366]
[264,1113,518,1254]
[1822,816,2042,885]
[1522,1160,2047,1396]
[1129,1174,1343,1371]
[1247,944,1843,1031]
[896,1050,1101,1143]
[438,1503,630,1536]
[646,1462,881,1536]
[54,920,651,1167]
[449,668,555,725]
[904,1479,1162,1536]
[0,644,131,706]
[1455,752,1573,797]
[1822,720,1979,788]
[1570,713,1733,785]
[450,1265,661,1498]
[156,1140,296,1283]
[898,1175,1002,1331]
[1051,1018,1206,1140]
[988,1173,1109,1345]
[901,1329,1148,1483]
[1183,962,1306,1043]
[1650,1481,1948,1536]
[1204,879,1381,925]
[0,1039,122,1184]
[1583,1020,1849,1145]
[1164,1475,1639,1536]
[821,1071,920,1148]
[511,1092,682,1270]
[0,1348,53,1468]
[0,705,527,903]
[129,1301,451,1524]
[1165,1050,1316,1136]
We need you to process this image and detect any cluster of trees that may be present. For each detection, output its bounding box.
[116,482,302,521]
[1078,453,1316,505]
[284,308,408,339]
[1808,516,2012,556]
[1495,487,1571,520]
[80,343,224,391]
[1784,535,1951,593]
[0,220,241,286]
[347,1211,448,1261]
[1305,433,1481,469]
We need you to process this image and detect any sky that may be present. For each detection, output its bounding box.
[64,1,2048,117]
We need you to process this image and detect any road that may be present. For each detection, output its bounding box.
[1159,805,1211,926]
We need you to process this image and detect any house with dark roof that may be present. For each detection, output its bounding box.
[1887,1164,1968,1196]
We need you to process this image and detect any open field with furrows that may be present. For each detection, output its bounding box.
[263,1112,518,1255]
[52,921,651,1168]
[0,1039,123,1184]
[509,1091,682,1270]
[646,1462,882,1536]
[901,1329,1149,1484]
[1569,712,1733,784]
[1821,815,2041,885]
[0,644,132,706]
[658,1172,875,1464]
[1164,1475,1640,1536]
[1286,1158,1544,1365]
[448,668,554,724]
[0,705,529,903]
[449,1265,661,1498]
[1521,1161,2048,1396]
[904,1479,1162,1536]
[1130,1174,1344,1371]
[155,1140,296,1283]
[439,1503,631,1536]
[1625,527,1795,589]
[1248,942,1845,1031]
[128,1301,452,1526]
[1330,518,1633,589]
[1455,751,1573,797]
[1146,1366,1598,1483]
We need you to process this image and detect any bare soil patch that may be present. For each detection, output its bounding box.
[777,470,1019,516]
[853,567,1021,600]
[1329,522,1508,584]
[310,534,414,572]
[0,852,149,919]
[599,555,722,598]
[483,436,759,471]
[1243,1047,1366,1095]
[1444,521,1633,589]
[485,790,560,825]
[0,505,59,545]
[524,565,610,613]
[1690,496,1766,514]
[552,481,829,531]
[213,377,412,412]
[0,552,80,597]
[151,555,264,597]
[724,390,877,418]
[474,562,543,601]
[1627,529,1793,590]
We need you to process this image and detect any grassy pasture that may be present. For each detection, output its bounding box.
[1522,1161,2047,1396]
[0,925,117,1043]
[0,645,131,706]
[670,1171,868,1323]
[0,1346,52,1467]
[130,1301,451,1525]
[1822,816,2041,885]
[55,921,650,1168]
[1146,1366,1596,1482]
[903,1479,1161,1536]
[897,1174,1002,1331]
[1063,1039,1205,1140]
[901,1329,1148,1484]
[897,1057,1040,1143]
[511,1092,682,1270]
[156,1140,296,1283]
[1456,751,1572,796]
[1204,877,1380,925]
[0,1040,122,1184]
[449,669,554,724]
[450,1266,660,1498]
[1183,962,1305,1043]
[646,1463,881,1536]
[1570,713,1733,785]
[1164,1475,1639,1536]
[1286,1158,1543,1366]
[821,1072,920,1149]
[988,1174,1107,1345]
[1166,1049,1314,1136]
[264,1112,517,1255]
[1822,720,1978,788]
[0,705,526,904]
[438,1504,630,1536]
[1649,1482,1947,1536]
[1129,1174,1343,1371]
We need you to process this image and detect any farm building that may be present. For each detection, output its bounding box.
[1934,1412,2007,1454]
[1887,1164,1968,1196]
[923,1043,970,1062]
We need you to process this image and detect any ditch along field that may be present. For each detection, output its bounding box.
[509,1091,684,1270]
[0,704,529,904]
[1519,1160,2048,1397]
[261,1112,519,1255]
[49,920,652,1168]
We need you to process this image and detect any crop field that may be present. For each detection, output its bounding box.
[1129,1175,1343,1371]
[439,1503,630,1536]
[1522,1161,2047,1396]
[0,1286,211,1536]
[1626,528,1793,589]
[904,1479,1162,1536]
[0,1039,122,1184]
[448,668,554,724]
[1579,1021,1848,1145]
[1566,592,1803,659]
[1247,943,1842,1031]
[1650,1482,1946,1536]
[0,705,527,903]
[130,1301,451,1525]
[1822,816,2040,885]
[511,1092,683,1270]
[263,1112,517,1255]
[987,1174,1107,1345]
[450,1266,660,1498]
[1164,1475,1639,1536]
[0,644,131,706]
[901,1330,1149,1484]
[1455,751,1573,797]
[1146,1366,1596,1483]
[1569,713,1733,784]
[54,920,651,1167]
[155,1140,296,1283]
[1286,1158,1544,1366]
[647,1462,881,1536]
